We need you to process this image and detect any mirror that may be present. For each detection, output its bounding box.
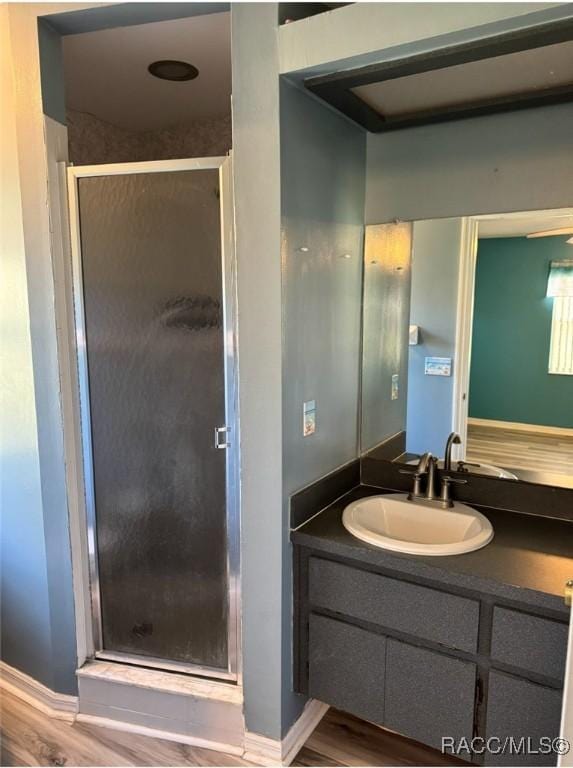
[360,209,573,490]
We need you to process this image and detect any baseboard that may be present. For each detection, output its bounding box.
[0,661,78,722]
[244,699,329,766]
[75,712,245,756]
[468,417,573,438]
[282,700,329,765]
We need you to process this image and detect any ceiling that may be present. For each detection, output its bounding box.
[353,40,573,120]
[62,12,231,132]
[478,210,573,238]
[305,19,573,132]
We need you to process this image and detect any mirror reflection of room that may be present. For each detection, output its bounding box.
[467,214,573,488]
[361,210,573,490]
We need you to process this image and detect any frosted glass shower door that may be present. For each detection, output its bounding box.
[68,159,237,679]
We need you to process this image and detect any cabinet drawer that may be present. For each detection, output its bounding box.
[491,608,568,681]
[308,613,386,724]
[484,672,562,766]
[309,557,479,652]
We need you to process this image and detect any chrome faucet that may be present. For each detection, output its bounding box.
[444,432,461,472]
[400,450,467,509]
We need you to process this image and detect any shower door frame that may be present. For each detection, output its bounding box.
[67,156,240,682]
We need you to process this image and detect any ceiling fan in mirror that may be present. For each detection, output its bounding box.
[526,227,573,244]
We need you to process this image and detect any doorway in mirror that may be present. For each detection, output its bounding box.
[360,209,573,491]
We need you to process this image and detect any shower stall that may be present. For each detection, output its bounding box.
[67,157,239,680]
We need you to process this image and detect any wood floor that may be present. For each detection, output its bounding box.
[466,422,573,481]
[0,688,461,767]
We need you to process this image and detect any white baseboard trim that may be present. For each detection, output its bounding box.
[282,700,329,765]
[468,417,573,438]
[0,661,78,722]
[75,712,245,756]
[244,699,329,766]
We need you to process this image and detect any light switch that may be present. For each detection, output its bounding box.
[409,325,419,345]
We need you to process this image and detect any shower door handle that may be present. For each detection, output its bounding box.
[215,426,230,449]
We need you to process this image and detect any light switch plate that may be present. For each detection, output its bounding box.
[303,400,316,436]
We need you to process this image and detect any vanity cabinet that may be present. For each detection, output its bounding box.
[384,639,477,749]
[295,550,569,766]
[484,673,563,767]
[308,613,477,749]
[309,614,386,723]
[309,557,480,652]
[490,608,568,681]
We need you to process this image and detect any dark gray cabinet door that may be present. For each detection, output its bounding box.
[308,614,386,724]
[384,639,477,751]
[484,672,563,767]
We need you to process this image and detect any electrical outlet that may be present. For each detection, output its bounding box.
[303,400,316,436]
[391,374,399,400]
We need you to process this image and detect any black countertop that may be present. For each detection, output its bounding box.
[291,485,573,617]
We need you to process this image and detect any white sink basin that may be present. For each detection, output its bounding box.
[342,494,493,556]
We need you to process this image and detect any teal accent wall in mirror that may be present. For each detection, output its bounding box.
[470,236,573,429]
[360,211,573,490]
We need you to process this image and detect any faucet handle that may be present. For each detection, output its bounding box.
[399,468,425,499]
[440,475,468,507]
[456,460,480,473]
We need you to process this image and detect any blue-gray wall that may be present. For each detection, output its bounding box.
[361,224,412,452]
[37,5,231,126]
[470,236,573,429]
[366,103,573,224]
[406,219,463,457]
[0,197,55,689]
[281,79,366,496]
[365,102,573,457]
[38,19,66,124]
[4,0,236,702]
[280,78,366,732]
[231,3,286,741]
[44,2,229,35]
[1,8,76,695]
